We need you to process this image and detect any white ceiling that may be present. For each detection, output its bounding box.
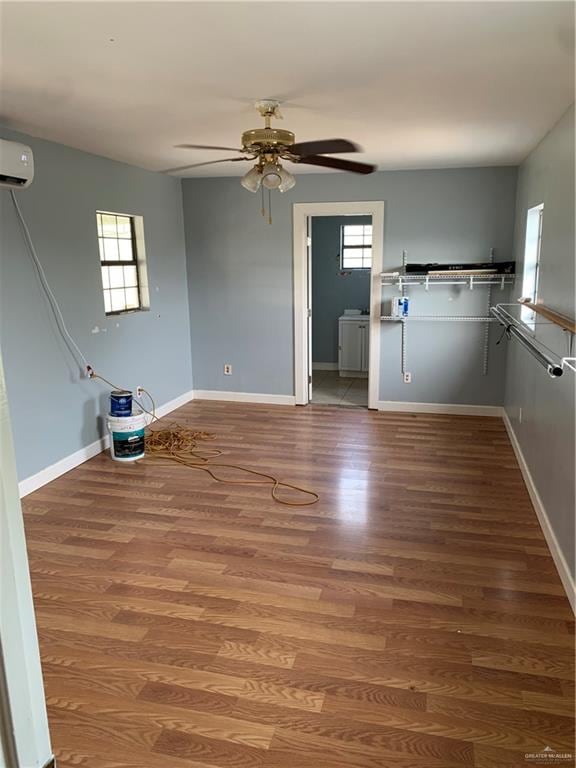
[1,1,574,177]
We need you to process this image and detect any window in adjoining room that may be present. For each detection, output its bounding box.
[97,211,149,315]
[340,224,373,270]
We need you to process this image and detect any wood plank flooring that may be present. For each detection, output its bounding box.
[22,401,575,768]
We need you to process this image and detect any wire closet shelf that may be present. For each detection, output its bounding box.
[378,249,510,375]
[380,272,516,292]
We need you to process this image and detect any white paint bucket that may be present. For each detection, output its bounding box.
[107,410,146,462]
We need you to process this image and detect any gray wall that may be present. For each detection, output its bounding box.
[504,104,575,580]
[311,215,371,364]
[0,127,192,481]
[183,167,517,402]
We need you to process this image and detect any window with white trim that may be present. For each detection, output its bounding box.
[521,204,544,328]
[97,211,148,315]
[340,224,372,270]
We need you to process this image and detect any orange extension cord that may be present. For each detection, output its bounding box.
[88,368,319,507]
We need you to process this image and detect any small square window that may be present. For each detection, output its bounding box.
[341,224,372,270]
[96,211,148,315]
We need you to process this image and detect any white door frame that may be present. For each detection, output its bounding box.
[0,350,53,768]
[293,201,385,409]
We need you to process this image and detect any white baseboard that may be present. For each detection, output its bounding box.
[312,362,338,371]
[503,411,575,613]
[18,390,195,498]
[18,435,109,498]
[193,390,296,406]
[154,390,195,418]
[376,401,504,417]
[340,370,368,379]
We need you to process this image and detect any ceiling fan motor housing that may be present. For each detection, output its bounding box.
[242,128,295,151]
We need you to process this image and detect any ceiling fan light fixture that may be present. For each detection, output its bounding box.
[278,166,296,193]
[261,162,283,190]
[240,165,262,192]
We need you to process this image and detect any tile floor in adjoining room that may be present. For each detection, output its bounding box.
[312,369,368,407]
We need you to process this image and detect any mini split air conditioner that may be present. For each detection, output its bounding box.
[0,138,34,188]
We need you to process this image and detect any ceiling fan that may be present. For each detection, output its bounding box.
[162,100,376,204]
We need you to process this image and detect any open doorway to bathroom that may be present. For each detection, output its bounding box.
[293,201,384,410]
[310,215,372,407]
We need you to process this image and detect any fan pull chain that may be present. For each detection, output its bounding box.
[261,184,266,218]
[268,188,272,225]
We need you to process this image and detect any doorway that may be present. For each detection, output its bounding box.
[293,201,385,409]
[311,215,371,406]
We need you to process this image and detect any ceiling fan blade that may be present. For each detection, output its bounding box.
[162,157,248,173]
[294,155,375,175]
[175,143,243,152]
[288,139,359,156]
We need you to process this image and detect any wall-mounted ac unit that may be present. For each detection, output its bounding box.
[0,139,34,189]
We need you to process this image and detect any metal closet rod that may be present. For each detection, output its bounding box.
[490,306,563,378]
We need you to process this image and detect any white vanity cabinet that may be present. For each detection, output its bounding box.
[338,316,369,377]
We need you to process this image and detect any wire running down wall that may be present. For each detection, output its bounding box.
[0,124,193,482]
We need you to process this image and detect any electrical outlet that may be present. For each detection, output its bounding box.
[136,386,144,399]
[224,364,232,375]
[403,372,412,384]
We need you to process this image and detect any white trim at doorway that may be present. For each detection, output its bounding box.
[293,201,385,409]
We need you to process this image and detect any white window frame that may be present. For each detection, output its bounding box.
[96,211,150,315]
[340,222,373,270]
[521,203,544,329]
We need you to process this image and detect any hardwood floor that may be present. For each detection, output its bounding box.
[22,401,575,768]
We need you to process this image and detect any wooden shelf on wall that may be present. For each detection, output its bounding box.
[518,300,576,334]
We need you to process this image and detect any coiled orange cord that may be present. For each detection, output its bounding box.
[88,367,319,506]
